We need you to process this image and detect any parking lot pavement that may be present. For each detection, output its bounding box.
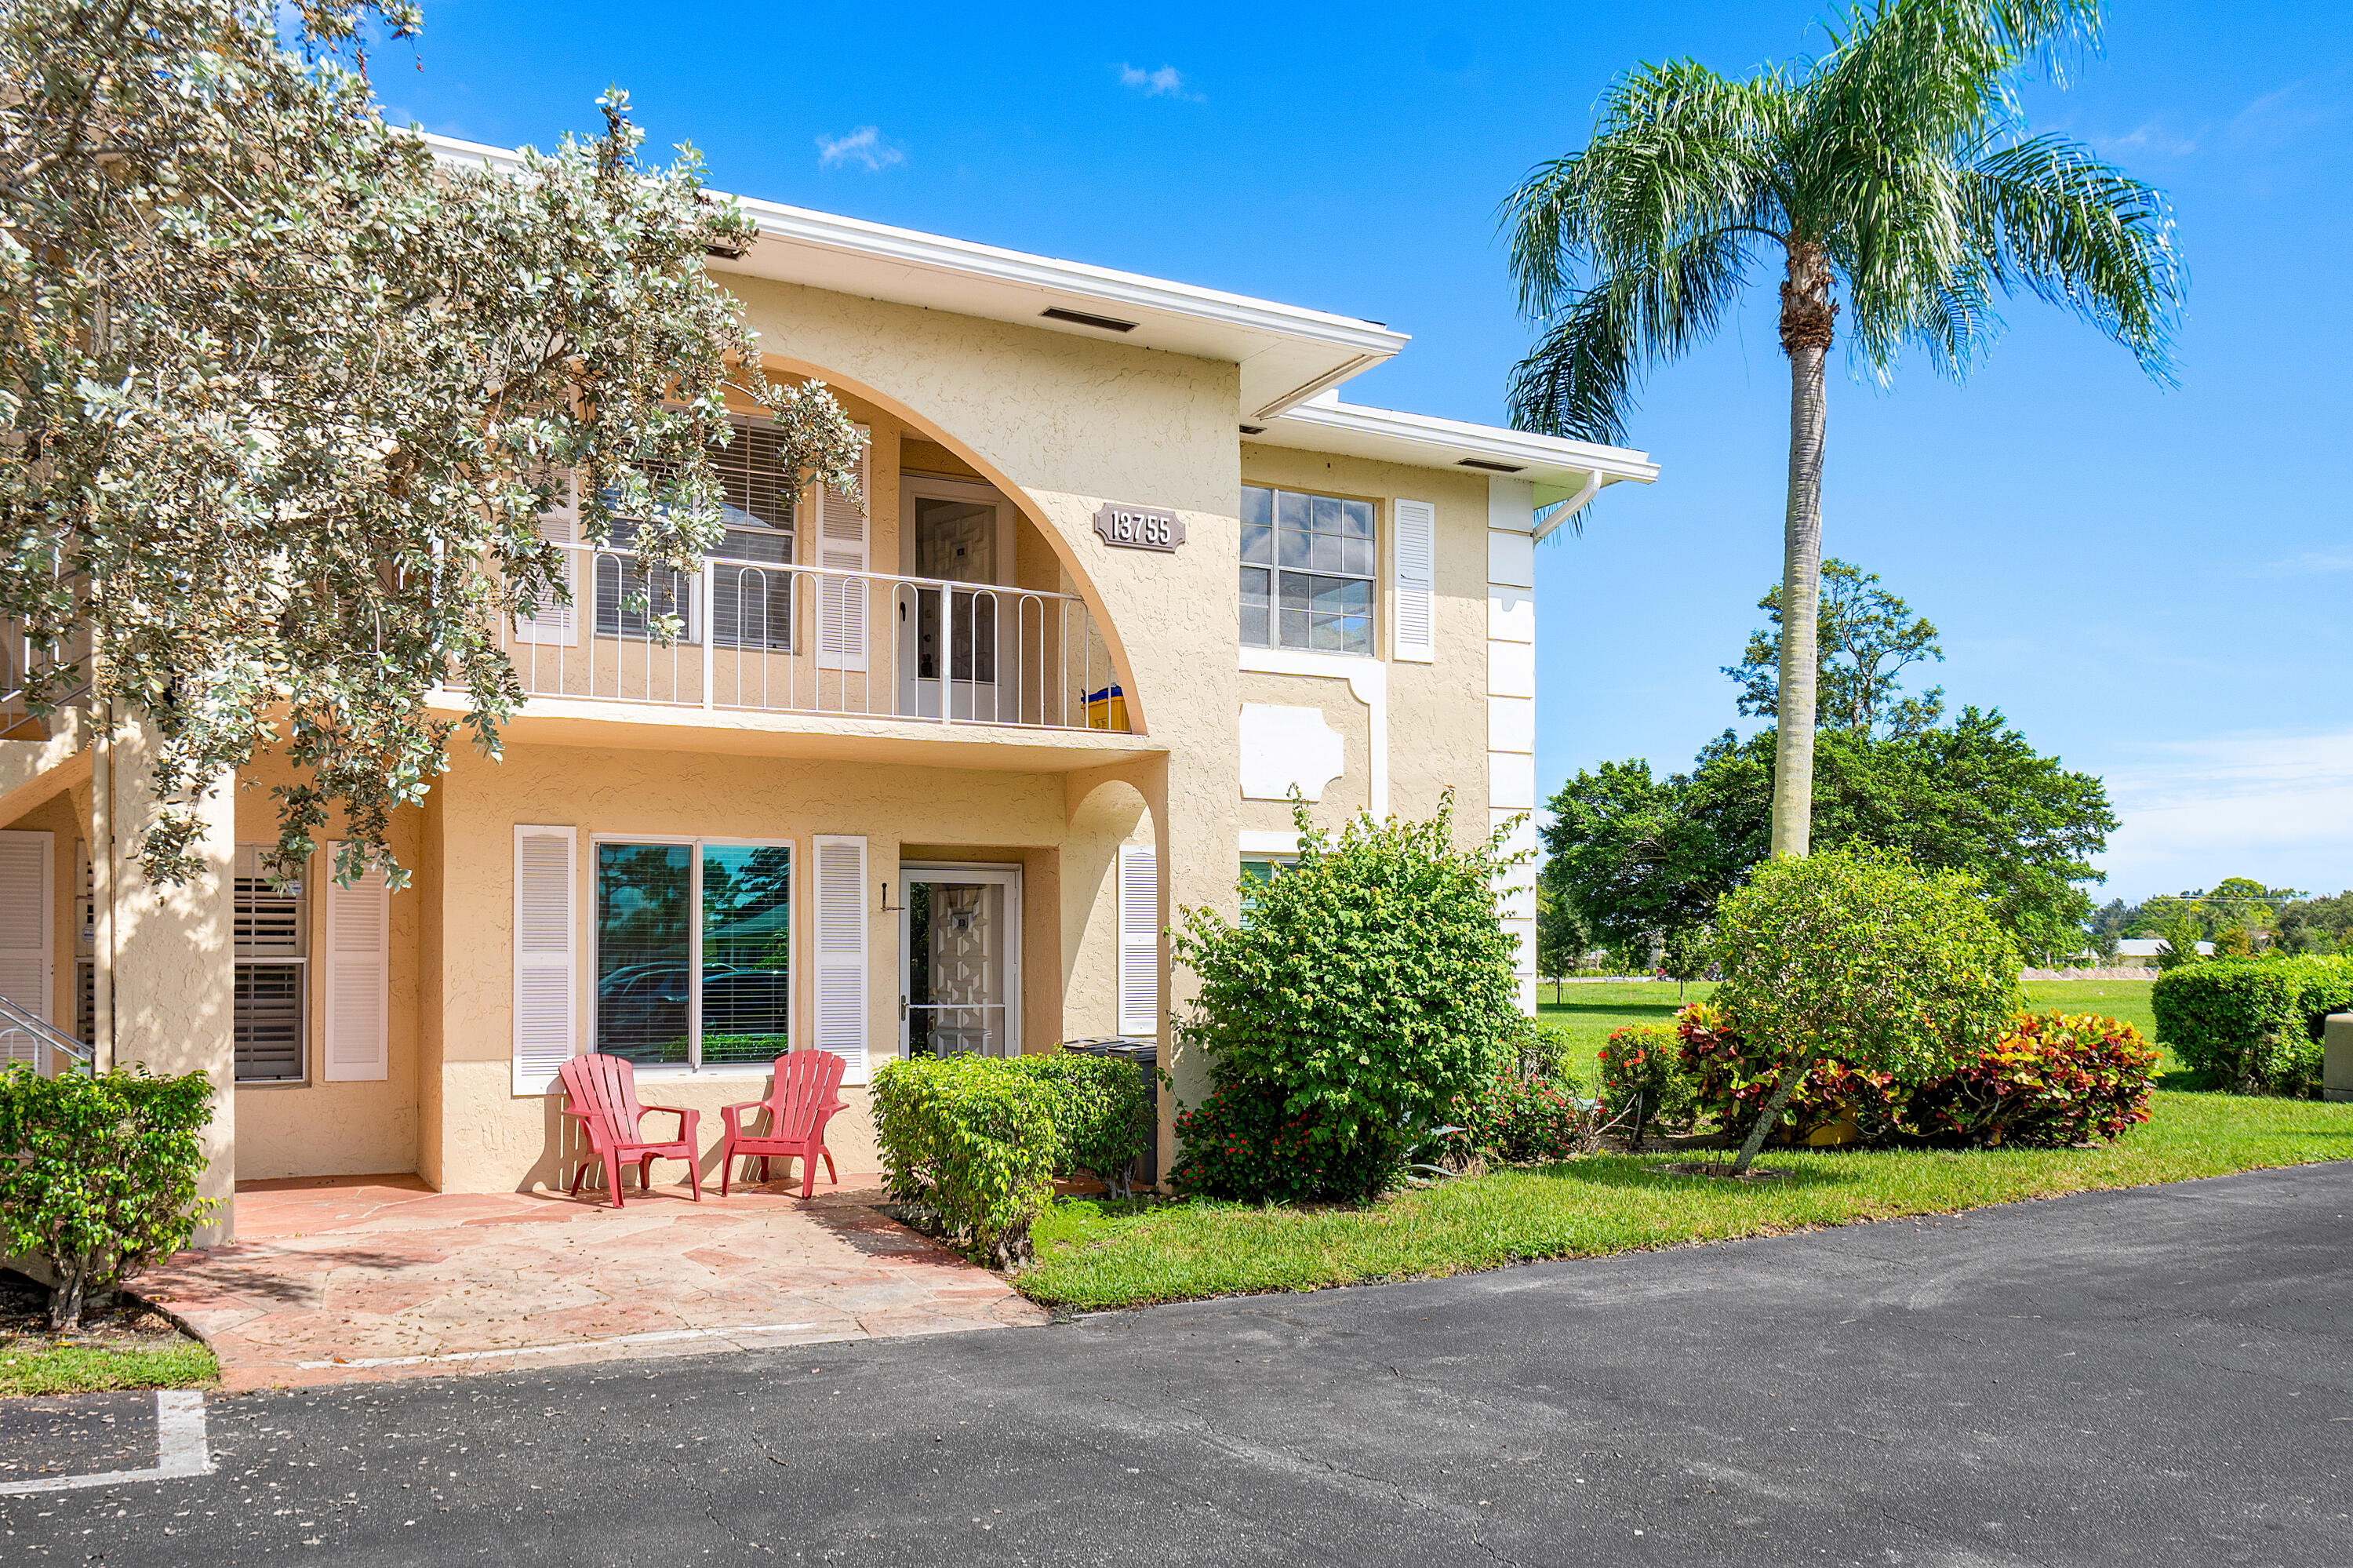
[5,1160,2349,1566]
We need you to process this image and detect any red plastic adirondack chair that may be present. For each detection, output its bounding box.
[718,1050,849,1198]
[558,1053,701,1208]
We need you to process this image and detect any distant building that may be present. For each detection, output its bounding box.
[2115,937,2214,960]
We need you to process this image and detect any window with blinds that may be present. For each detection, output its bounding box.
[595,422,800,649]
[234,844,307,1083]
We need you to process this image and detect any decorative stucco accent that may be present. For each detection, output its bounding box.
[1239,704,1346,803]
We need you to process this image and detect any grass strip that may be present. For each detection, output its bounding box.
[0,1340,217,1399]
[1020,1088,2353,1311]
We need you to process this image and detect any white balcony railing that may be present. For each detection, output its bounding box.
[0,618,89,739]
[494,541,1131,733]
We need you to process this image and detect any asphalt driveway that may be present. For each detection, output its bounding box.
[7,1160,2349,1566]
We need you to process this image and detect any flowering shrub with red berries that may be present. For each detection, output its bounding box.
[1674,1001,2156,1149]
[1595,1023,1701,1145]
[1169,1080,1404,1202]
[1445,1068,1602,1166]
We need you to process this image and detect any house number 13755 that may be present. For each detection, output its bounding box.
[1091,501,1187,554]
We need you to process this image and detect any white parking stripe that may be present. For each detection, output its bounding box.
[0,1391,213,1495]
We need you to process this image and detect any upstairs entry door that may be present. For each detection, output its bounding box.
[898,864,1021,1061]
[898,475,1013,722]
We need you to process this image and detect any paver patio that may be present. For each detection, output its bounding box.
[138,1173,1046,1392]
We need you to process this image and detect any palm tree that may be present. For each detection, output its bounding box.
[1504,0,2181,857]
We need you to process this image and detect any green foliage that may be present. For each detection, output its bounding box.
[1726,559,1946,738]
[0,1066,217,1330]
[1518,1018,1587,1093]
[2277,892,2353,956]
[1548,708,2115,967]
[871,1057,1062,1267]
[1535,880,1588,978]
[0,0,865,886]
[1502,0,2180,447]
[2150,955,2353,1096]
[1906,1011,2158,1147]
[1444,1070,1602,1166]
[1676,1002,2157,1149]
[1169,1082,1403,1203]
[1172,794,1529,1199]
[1713,846,2023,1090]
[1003,1053,1154,1199]
[1595,1023,1700,1145]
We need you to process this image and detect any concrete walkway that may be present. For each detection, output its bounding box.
[138,1174,1046,1391]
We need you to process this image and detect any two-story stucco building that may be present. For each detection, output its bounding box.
[0,136,1656,1238]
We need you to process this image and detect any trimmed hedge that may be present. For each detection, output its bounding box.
[2150,955,2353,1096]
[872,1050,1155,1266]
[1675,1003,2157,1150]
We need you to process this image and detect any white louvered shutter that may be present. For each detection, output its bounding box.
[1391,499,1436,664]
[816,427,871,673]
[1116,845,1158,1037]
[515,474,580,646]
[512,825,577,1095]
[322,842,390,1082]
[0,831,52,1067]
[813,835,868,1082]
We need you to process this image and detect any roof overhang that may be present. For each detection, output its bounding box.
[1257,397,1659,508]
[420,133,1409,424]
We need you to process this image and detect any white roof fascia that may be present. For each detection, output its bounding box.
[1257,398,1660,506]
[416,133,1409,422]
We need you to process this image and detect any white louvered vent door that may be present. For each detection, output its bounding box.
[322,843,390,1082]
[512,826,577,1095]
[813,835,868,1082]
[0,831,53,1067]
[1391,499,1436,664]
[515,474,580,646]
[1116,845,1159,1037]
[816,427,871,674]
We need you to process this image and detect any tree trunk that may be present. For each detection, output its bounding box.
[1731,1046,1818,1177]
[1772,242,1835,859]
[49,1260,86,1332]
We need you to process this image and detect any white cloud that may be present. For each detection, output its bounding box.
[2258,550,2353,577]
[814,126,904,173]
[2095,730,2353,898]
[1118,64,1196,100]
[2089,118,2201,159]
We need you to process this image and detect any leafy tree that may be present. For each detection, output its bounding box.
[1726,558,1945,737]
[0,0,864,886]
[1535,876,1590,984]
[1173,795,1529,1199]
[1503,0,2181,859]
[2277,893,2353,956]
[2084,897,2136,961]
[2138,879,2303,948]
[1711,846,2021,1174]
[1540,756,1755,964]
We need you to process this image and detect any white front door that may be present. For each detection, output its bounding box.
[898,864,1021,1060]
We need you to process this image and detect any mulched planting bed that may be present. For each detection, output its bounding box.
[0,1268,215,1398]
[1646,1162,1798,1181]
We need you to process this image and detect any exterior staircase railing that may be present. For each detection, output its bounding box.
[0,991,95,1077]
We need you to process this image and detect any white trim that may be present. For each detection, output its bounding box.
[0,830,53,1071]
[1239,647,1387,818]
[1238,830,1303,855]
[0,1392,212,1495]
[813,834,869,1083]
[1266,398,1658,497]
[511,824,578,1096]
[1114,847,1158,1038]
[1389,498,1436,664]
[1533,467,1606,541]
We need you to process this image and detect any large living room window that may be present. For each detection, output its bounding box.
[594,839,791,1069]
[1240,484,1376,655]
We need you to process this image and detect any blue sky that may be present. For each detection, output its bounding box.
[384,1,2353,905]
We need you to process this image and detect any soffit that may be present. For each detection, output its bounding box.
[1257,398,1660,508]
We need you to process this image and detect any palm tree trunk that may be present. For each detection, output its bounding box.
[1772,242,1835,858]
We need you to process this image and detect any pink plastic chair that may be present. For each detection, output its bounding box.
[718,1051,849,1198]
[558,1053,701,1208]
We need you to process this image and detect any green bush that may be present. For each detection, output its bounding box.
[1169,1081,1402,1202]
[1708,846,2023,1171]
[1677,1003,2158,1151]
[0,1065,217,1330]
[1906,1011,2158,1146]
[1444,1068,1600,1166]
[1595,1023,1700,1145]
[1172,794,1529,1201]
[1005,1053,1154,1198]
[871,1057,1062,1267]
[1518,1017,1586,1092]
[2150,955,2353,1095]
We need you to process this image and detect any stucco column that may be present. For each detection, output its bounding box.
[93,714,237,1246]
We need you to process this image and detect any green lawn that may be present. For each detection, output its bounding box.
[0,1340,216,1399]
[1023,1083,2351,1311]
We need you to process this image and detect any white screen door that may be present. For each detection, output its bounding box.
[897,864,1020,1060]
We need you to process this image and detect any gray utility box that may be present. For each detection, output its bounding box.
[2326,1014,2353,1103]
[1061,1036,1158,1190]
